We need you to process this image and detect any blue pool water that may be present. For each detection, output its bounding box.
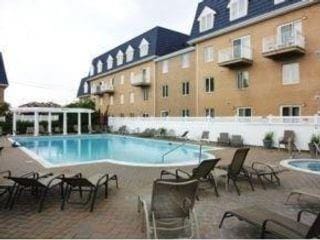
[289,160,320,172]
[13,135,213,167]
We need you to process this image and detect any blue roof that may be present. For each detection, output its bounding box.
[0,52,9,86]
[77,77,90,97]
[90,26,189,77]
[190,0,304,42]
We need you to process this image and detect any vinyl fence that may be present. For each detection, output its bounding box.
[109,116,320,151]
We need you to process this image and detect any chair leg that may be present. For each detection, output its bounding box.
[209,175,219,197]
[247,175,255,192]
[90,187,98,212]
[38,188,49,213]
[9,185,21,210]
[105,179,108,199]
[61,185,70,210]
[233,180,241,196]
[5,187,14,209]
[257,174,266,190]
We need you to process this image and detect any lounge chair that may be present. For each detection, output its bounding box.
[177,131,189,141]
[212,148,254,196]
[138,179,200,239]
[230,135,244,147]
[160,158,221,197]
[8,172,63,213]
[0,171,16,208]
[286,187,320,206]
[217,133,230,146]
[26,127,34,135]
[200,131,210,143]
[219,206,320,238]
[244,162,287,190]
[60,172,118,212]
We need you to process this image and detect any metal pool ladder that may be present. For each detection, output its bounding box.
[162,142,187,162]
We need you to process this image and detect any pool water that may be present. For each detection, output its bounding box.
[13,134,213,167]
[289,160,320,172]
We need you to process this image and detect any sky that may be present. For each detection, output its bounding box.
[0,0,200,107]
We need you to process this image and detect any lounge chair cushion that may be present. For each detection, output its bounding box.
[226,206,309,238]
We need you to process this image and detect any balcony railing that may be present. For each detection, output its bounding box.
[91,84,114,95]
[262,32,305,59]
[218,46,253,68]
[131,73,151,87]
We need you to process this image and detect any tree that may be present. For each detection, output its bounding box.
[65,99,95,110]
[0,102,10,116]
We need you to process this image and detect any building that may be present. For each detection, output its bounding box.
[78,0,320,117]
[0,52,9,103]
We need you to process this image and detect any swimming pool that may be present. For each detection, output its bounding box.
[12,134,215,168]
[281,159,320,176]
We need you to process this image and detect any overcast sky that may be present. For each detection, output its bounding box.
[0,0,200,107]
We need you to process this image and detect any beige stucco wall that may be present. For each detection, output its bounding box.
[195,4,320,117]
[155,51,196,117]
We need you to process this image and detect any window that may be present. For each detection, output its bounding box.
[197,6,216,33]
[120,75,125,85]
[143,88,149,101]
[162,85,169,98]
[117,50,124,66]
[130,92,135,104]
[130,72,135,83]
[83,82,89,94]
[120,94,124,105]
[97,60,103,73]
[182,109,190,117]
[161,111,169,117]
[182,82,190,95]
[274,0,285,4]
[237,71,249,89]
[205,108,215,118]
[181,54,190,68]
[162,60,169,74]
[110,96,114,105]
[282,63,300,85]
[281,106,300,117]
[126,45,134,62]
[89,65,94,76]
[237,107,252,117]
[129,113,135,117]
[205,77,214,93]
[139,38,149,57]
[204,46,214,63]
[277,21,302,46]
[227,0,248,21]
[107,55,113,70]
[232,35,251,59]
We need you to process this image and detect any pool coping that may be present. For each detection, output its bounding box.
[9,134,220,169]
[280,159,320,176]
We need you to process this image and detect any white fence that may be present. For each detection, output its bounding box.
[109,116,320,151]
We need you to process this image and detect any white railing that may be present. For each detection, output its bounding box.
[131,73,150,85]
[91,84,114,94]
[262,32,305,53]
[218,46,253,63]
[109,115,320,150]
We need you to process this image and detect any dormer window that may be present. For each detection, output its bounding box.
[89,65,94,76]
[107,55,113,70]
[139,38,149,57]
[97,60,103,74]
[117,50,124,66]
[227,0,248,21]
[126,45,134,62]
[198,6,216,33]
[83,82,89,93]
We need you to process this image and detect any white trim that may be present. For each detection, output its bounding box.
[155,47,195,62]
[188,0,318,44]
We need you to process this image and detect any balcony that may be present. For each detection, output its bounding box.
[92,84,114,96]
[218,46,253,68]
[262,32,305,60]
[131,72,151,87]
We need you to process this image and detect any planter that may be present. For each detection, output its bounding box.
[263,139,273,149]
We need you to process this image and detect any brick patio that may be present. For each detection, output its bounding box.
[0,138,319,239]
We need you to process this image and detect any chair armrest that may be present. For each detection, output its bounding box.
[262,219,304,237]
[176,169,192,179]
[297,209,319,222]
[138,196,152,239]
[252,162,276,173]
[96,173,109,187]
[0,170,11,177]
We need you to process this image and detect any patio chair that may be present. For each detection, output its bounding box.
[217,133,230,146]
[8,172,63,213]
[60,172,118,212]
[26,127,34,135]
[244,162,287,190]
[286,188,320,206]
[200,131,210,143]
[177,131,189,141]
[160,158,221,197]
[219,206,320,239]
[0,170,16,208]
[278,130,297,152]
[212,148,254,196]
[230,135,243,147]
[138,179,200,239]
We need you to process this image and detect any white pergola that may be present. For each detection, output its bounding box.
[11,107,95,136]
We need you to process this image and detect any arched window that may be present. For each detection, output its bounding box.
[83,81,89,93]
[107,55,113,70]
[126,45,134,62]
[139,38,149,57]
[117,50,124,66]
[97,60,103,73]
